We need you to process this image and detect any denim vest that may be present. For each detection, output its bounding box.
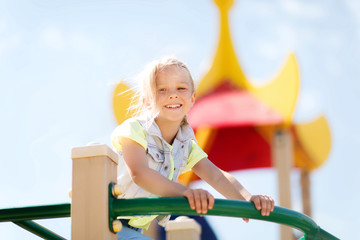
[116,117,195,199]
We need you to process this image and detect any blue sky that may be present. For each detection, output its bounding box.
[1,0,359,239]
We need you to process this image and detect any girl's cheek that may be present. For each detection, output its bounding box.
[180,91,192,98]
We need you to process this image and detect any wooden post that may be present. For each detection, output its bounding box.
[273,130,294,240]
[165,216,201,240]
[71,143,119,240]
[300,169,312,217]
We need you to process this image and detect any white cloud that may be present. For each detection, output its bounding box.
[255,24,297,61]
[69,32,93,52]
[294,90,322,123]
[277,24,297,45]
[254,3,276,18]
[344,0,360,41]
[159,42,192,61]
[0,19,21,57]
[280,0,326,18]
[344,0,360,23]
[40,27,64,49]
[257,41,282,60]
[39,26,108,65]
[0,18,6,33]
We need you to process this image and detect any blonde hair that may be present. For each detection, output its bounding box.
[129,57,195,119]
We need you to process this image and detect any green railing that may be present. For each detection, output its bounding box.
[109,197,339,240]
[0,203,70,240]
[0,189,339,240]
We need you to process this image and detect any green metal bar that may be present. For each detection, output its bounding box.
[0,194,339,239]
[13,220,66,240]
[110,197,339,240]
[0,203,70,222]
[108,183,116,233]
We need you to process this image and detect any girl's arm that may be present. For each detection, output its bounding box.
[192,157,275,217]
[120,137,214,214]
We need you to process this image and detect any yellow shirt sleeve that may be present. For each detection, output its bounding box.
[181,140,208,173]
[111,118,147,151]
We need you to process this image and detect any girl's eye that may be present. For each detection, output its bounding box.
[178,87,187,91]
[158,88,166,92]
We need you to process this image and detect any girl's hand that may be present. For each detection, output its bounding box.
[243,195,274,223]
[183,189,215,215]
[250,195,275,216]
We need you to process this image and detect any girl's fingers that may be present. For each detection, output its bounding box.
[184,190,196,211]
[270,196,275,211]
[264,195,274,215]
[194,191,202,214]
[207,192,215,210]
[185,189,215,215]
[261,195,269,216]
[252,196,262,210]
[200,191,208,214]
[251,195,275,216]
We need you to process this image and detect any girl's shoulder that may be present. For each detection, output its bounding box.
[123,116,153,129]
[123,116,143,127]
[111,117,147,151]
[112,117,145,139]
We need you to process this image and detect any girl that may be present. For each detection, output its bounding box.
[111,57,274,239]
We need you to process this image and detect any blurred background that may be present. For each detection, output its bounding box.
[0,0,359,239]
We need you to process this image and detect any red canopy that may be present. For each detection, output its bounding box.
[188,88,283,171]
[188,89,283,129]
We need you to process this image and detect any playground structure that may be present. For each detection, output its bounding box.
[0,143,338,239]
[113,0,332,239]
[0,0,335,239]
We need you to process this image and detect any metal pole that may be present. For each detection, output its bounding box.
[110,197,339,240]
[0,204,70,222]
[13,220,66,240]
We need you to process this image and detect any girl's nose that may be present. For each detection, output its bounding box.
[169,93,179,99]
[168,89,179,99]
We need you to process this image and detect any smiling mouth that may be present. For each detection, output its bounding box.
[165,104,182,109]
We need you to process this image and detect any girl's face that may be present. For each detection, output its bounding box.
[154,65,195,124]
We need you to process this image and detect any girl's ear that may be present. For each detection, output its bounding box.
[142,97,152,110]
[191,92,196,104]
